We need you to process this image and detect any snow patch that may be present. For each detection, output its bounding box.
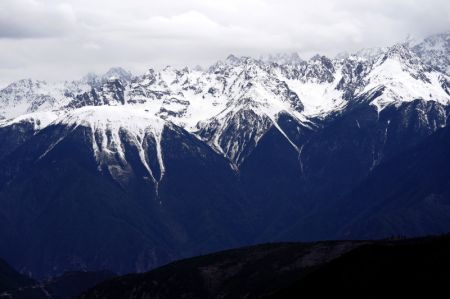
[56,106,167,196]
[364,58,450,111]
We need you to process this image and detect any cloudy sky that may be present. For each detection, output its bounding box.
[0,0,449,84]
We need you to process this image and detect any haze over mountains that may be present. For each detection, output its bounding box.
[0,32,449,278]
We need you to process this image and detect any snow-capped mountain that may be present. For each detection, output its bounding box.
[50,106,168,192]
[1,31,450,278]
[2,34,448,166]
[0,79,89,120]
[362,43,450,112]
[412,32,450,75]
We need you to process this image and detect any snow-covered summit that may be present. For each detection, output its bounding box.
[1,31,450,165]
[0,79,89,120]
[336,47,388,62]
[102,67,134,83]
[412,32,450,75]
[363,43,450,111]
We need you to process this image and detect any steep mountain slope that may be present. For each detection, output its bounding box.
[412,32,450,75]
[264,99,447,242]
[329,124,450,239]
[0,107,249,278]
[0,32,450,278]
[195,57,307,166]
[363,44,449,111]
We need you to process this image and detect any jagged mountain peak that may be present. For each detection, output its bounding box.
[102,67,134,82]
[337,46,388,62]
[272,53,336,84]
[380,43,420,63]
[0,78,85,120]
[370,43,432,83]
[309,54,331,63]
[301,55,335,83]
[1,31,450,165]
[225,54,242,65]
[212,55,265,74]
[79,67,134,88]
[139,68,162,87]
[144,68,158,77]
[2,78,46,91]
[412,32,450,75]
[161,65,191,76]
[361,42,450,112]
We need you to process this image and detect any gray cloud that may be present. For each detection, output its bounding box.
[0,0,449,83]
[0,0,76,38]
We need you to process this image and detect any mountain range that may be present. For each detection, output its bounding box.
[0,32,450,278]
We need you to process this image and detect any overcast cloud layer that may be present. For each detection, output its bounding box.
[0,0,449,84]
